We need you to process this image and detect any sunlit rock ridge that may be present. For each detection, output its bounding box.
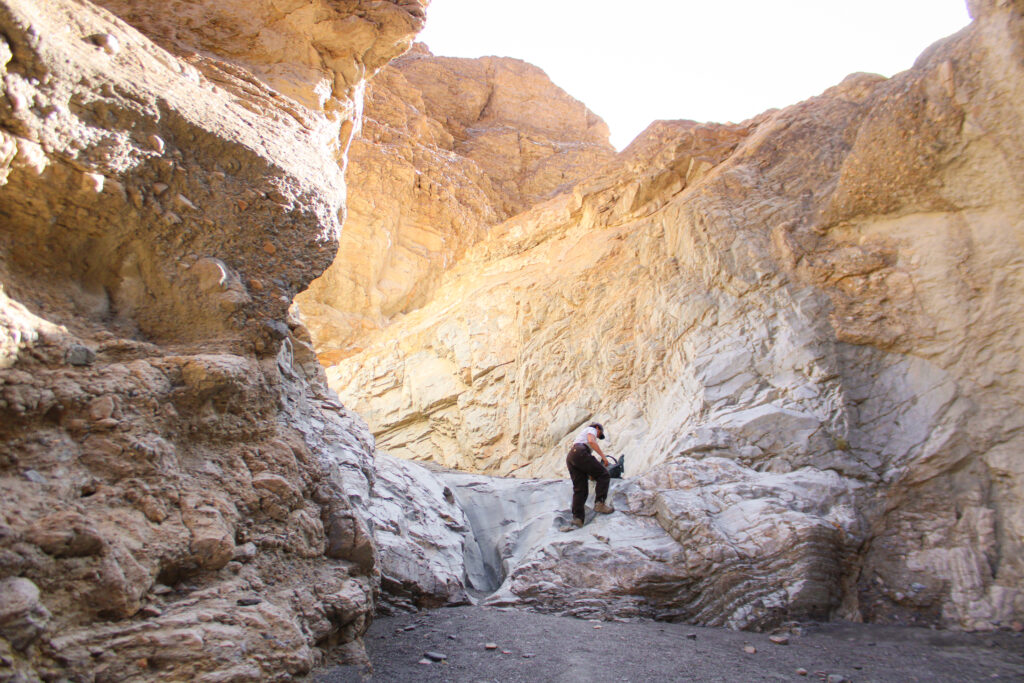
[311,0,1024,632]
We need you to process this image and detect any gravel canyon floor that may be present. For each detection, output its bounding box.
[317,605,1024,682]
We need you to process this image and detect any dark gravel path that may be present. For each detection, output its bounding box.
[315,605,1024,682]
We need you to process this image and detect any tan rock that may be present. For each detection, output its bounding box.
[318,5,1024,632]
[0,0,421,677]
[294,44,615,362]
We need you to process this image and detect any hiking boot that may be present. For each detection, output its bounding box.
[594,501,614,514]
[572,517,585,528]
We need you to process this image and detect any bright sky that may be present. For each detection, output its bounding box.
[418,0,972,150]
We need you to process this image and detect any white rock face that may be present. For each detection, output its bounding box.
[363,455,471,610]
[438,457,862,629]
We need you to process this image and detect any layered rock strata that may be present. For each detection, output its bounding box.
[294,44,615,363]
[0,0,433,679]
[324,4,1024,631]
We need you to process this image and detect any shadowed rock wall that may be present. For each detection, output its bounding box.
[0,0,439,679]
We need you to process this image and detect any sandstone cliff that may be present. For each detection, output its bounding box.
[294,44,615,364]
[323,2,1024,631]
[0,0,432,679]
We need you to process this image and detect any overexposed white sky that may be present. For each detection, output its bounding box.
[418,0,972,149]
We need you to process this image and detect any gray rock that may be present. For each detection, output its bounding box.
[21,470,45,484]
[0,577,51,650]
[423,651,447,661]
[232,542,258,563]
[440,458,861,629]
[66,344,96,366]
[365,455,470,608]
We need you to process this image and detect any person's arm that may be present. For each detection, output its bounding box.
[587,433,608,466]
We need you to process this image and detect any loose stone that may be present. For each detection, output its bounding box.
[423,652,446,662]
[484,643,497,650]
[743,645,757,654]
[770,634,790,645]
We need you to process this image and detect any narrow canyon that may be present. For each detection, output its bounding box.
[0,0,1022,680]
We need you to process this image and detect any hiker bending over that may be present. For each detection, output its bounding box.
[566,422,614,527]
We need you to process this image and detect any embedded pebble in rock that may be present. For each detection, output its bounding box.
[90,32,120,54]
[797,669,808,676]
[65,345,95,366]
[744,645,757,654]
[0,577,51,651]
[770,635,791,645]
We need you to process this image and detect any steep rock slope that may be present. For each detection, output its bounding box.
[0,0,438,679]
[326,3,1024,630]
[294,45,615,364]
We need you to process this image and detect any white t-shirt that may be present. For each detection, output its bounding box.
[573,426,600,446]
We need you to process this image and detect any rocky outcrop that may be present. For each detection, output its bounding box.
[444,458,861,629]
[322,4,1024,631]
[0,0,427,679]
[363,455,471,612]
[294,44,615,364]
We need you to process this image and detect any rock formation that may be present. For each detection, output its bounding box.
[293,44,615,364]
[443,458,861,629]
[0,0,434,679]
[321,2,1024,632]
[3,0,1024,679]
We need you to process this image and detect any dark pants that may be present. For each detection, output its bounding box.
[566,443,610,522]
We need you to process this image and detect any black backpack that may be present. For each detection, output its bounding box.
[606,455,625,479]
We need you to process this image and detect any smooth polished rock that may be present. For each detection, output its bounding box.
[439,457,862,629]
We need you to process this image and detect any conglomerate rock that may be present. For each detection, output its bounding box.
[0,0,429,679]
[324,4,1024,631]
[293,44,616,364]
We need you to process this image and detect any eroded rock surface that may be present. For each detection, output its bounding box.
[323,4,1024,631]
[443,458,862,629]
[294,44,615,363]
[0,0,428,679]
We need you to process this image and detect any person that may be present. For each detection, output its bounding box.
[566,422,615,528]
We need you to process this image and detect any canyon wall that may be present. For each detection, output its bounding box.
[294,44,615,364]
[0,0,440,679]
[322,3,1024,631]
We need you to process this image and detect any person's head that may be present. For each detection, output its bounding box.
[589,422,605,440]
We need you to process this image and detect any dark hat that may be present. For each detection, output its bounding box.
[589,422,605,439]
